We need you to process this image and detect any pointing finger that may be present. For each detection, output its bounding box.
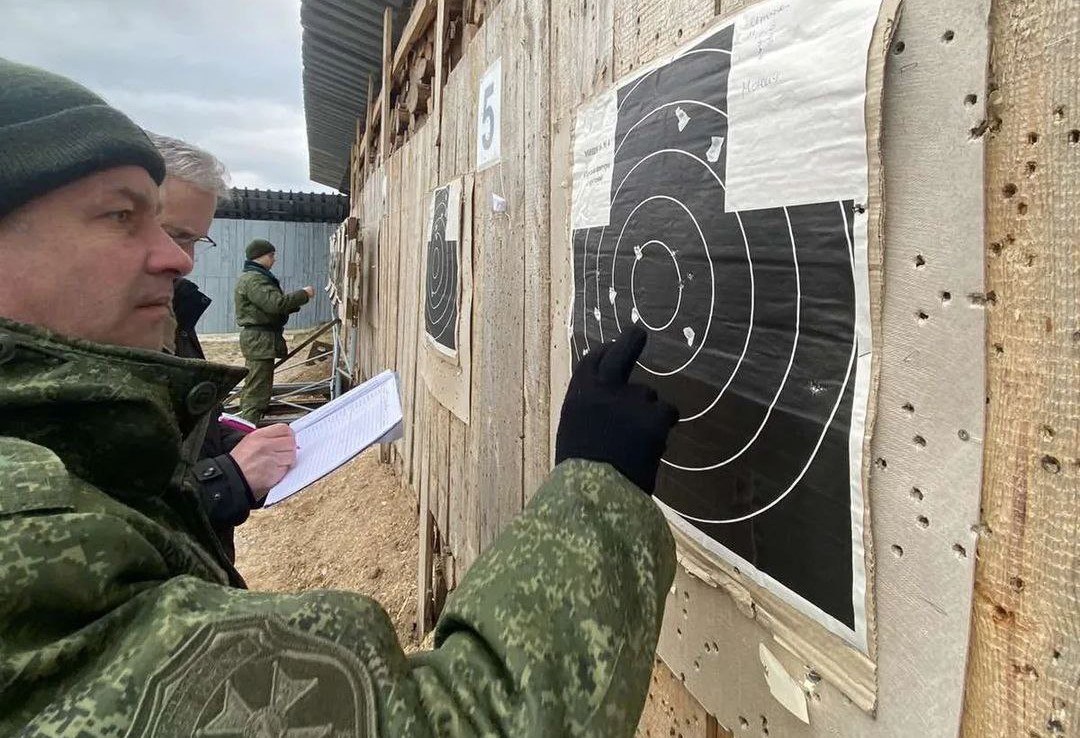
[597,326,648,385]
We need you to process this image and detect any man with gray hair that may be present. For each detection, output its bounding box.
[149,132,299,560]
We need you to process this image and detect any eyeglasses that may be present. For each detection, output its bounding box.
[168,232,217,250]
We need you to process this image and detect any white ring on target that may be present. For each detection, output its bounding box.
[664,206,801,467]
[672,202,858,524]
[606,149,752,387]
[618,47,733,115]
[630,240,683,331]
[611,195,715,376]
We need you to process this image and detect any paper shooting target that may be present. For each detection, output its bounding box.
[570,23,872,644]
[425,181,462,355]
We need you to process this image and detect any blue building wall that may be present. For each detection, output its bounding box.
[190,218,336,334]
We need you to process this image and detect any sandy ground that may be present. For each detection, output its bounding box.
[200,327,333,385]
[202,330,421,652]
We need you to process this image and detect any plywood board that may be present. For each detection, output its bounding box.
[961,1,1080,735]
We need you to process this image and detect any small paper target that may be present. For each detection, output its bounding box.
[425,184,459,353]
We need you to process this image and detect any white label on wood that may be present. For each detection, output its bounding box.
[571,89,618,230]
[476,58,502,170]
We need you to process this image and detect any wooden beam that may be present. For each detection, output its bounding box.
[380,6,392,164]
[365,72,375,130]
[390,0,438,82]
[961,0,1079,735]
[433,0,447,146]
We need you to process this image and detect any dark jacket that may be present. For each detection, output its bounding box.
[174,277,261,561]
[234,260,309,360]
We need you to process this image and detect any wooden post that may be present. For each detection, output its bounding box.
[380,6,393,164]
[961,0,1079,736]
[433,0,447,146]
[365,72,375,130]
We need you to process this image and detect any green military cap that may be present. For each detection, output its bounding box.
[245,238,276,260]
[0,57,165,220]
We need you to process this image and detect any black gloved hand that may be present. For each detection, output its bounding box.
[555,326,679,494]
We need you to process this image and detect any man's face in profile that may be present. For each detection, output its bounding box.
[0,166,193,350]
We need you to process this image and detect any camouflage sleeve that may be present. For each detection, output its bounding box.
[242,280,309,318]
[408,459,676,736]
[2,438,673,737]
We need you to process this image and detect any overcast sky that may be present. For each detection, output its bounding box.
[1,0,337,193]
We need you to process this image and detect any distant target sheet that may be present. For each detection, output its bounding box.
[570,0,880,650]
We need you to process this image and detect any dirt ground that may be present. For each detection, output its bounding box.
[200,327,332,385]
[202,330,421,652]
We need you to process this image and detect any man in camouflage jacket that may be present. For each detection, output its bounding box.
[234,238,313,424]
[0,57,681,736]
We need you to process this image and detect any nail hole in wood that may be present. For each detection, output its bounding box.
[913,434,927,447]
[911,486,924,501]
[1002,182,1018,198]
[1068,129,1080,144]
[953,544,967,558]
[891,544,904,558]
[942,29,955,42]
[902,402,915,414]
[964,93,977,106]
[1041,455,1061,474]
[914,254,926,268]
[958,429,970,441]
[894,41,905,53]
[917,515,930,528]
[1028,132,1039,144]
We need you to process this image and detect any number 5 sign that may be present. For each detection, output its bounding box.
[476,58,501,170]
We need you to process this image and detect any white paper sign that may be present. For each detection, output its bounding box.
[724,0,880,211]
[476,58,502,170]
[571,89,617,230]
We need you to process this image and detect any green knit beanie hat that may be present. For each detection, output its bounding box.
[0,57,166,220]
[245,238,276,260]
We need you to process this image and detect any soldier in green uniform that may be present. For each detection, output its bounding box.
[234,238,314,424]
[0,58,682,736]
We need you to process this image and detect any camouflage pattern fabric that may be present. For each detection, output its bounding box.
[238,357,275,424]
[234,267,309,361]
[0,316,676,737]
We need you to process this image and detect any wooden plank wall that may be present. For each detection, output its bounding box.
[340,0,1076,734]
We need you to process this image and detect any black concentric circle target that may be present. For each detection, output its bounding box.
[425,185,458,352]
[570,28,859,527]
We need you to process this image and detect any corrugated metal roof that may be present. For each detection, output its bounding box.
[301,0,408,192]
